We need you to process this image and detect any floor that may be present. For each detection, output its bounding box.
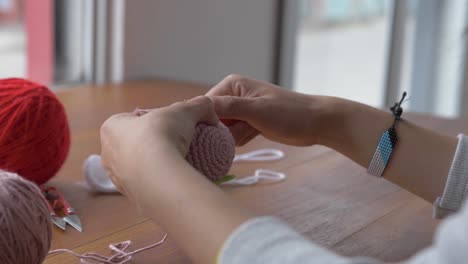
[0,23,26,78]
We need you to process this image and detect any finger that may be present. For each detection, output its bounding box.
[99,145,125,194]
[228,121,258,145]
[237,128,259,146]
[108,112,137,121]
[206,74,241,97]
[105,168,125,194]
[133,108,150,116]
[221,118,238,126]
[176,96,219,125]
[209,95,256,121]
[100,112,136,137]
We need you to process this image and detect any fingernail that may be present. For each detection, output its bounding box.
[133,108,149,116]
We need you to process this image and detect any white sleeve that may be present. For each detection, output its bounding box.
[219,204,468,264]
[218,216,380,264]
[433,134,468,218]
[219,134,468,264]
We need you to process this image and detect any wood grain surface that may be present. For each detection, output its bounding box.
[43,80,468,263]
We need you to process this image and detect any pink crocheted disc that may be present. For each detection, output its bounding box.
[185,123,235,181]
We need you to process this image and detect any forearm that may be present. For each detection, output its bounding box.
[134,148,253,264]
[318,97,457,203]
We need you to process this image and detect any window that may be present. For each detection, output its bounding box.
[0,0,26,79]
[0,0,85,88]
[293,0,391,107]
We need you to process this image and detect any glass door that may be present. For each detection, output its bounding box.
[293,0,392,107]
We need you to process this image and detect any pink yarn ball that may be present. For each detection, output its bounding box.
[185,123,235,181]
[0,170,51,264]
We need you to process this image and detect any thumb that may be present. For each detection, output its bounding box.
[100,112,137,139]
[181,96,219,125]
[209,95,255,121]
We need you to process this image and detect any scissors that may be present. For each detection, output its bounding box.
[41,186,83,232]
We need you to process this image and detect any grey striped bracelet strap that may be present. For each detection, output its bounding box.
[367,92,407,177]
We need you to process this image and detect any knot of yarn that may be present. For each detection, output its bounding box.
[185,123,235,181]
[0,170,52,264]
[0,78,70,184]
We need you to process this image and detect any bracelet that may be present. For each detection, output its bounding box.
[367,92,407,177]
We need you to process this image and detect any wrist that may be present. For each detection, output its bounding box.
[311,95,349,148]
[130,143,185,186]
[132,151,197,211]
[313,96,396,167]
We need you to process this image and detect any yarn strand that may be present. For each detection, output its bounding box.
[48,233,168,264]
[224,149,286,186]
[233,148,284,162]
[221,169,286,186]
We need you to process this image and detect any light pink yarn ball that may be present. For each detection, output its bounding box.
[0,170,52,264]
[185,123,235,181]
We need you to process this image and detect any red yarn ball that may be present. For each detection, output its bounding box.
[0,78,70,184]
[185,123,235,181]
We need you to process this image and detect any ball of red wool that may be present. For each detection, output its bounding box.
[185,123,235,181]
[0,78,70,184]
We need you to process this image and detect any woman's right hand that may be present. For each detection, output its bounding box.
[207,74,336,146]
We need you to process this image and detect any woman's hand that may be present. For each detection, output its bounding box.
[209,75,459,205]
[207,74,336,146]
[100,96,253,264]
[99,96,218,207]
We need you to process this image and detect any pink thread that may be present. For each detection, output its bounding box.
[48,233,168,264]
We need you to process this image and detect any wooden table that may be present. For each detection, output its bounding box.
[44,80,468,263]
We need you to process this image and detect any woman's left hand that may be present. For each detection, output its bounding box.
[99,96,219,206]
[101,96,254,264]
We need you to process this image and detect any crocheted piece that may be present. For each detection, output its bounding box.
[186,123,235,181]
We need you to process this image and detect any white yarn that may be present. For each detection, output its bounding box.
[224,149,286,186]
[233,149,284,162]
[220,169,286,186]
[83,149,286,193]
[83,155,117,193]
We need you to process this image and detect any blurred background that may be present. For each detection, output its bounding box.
[1,0,467,117]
